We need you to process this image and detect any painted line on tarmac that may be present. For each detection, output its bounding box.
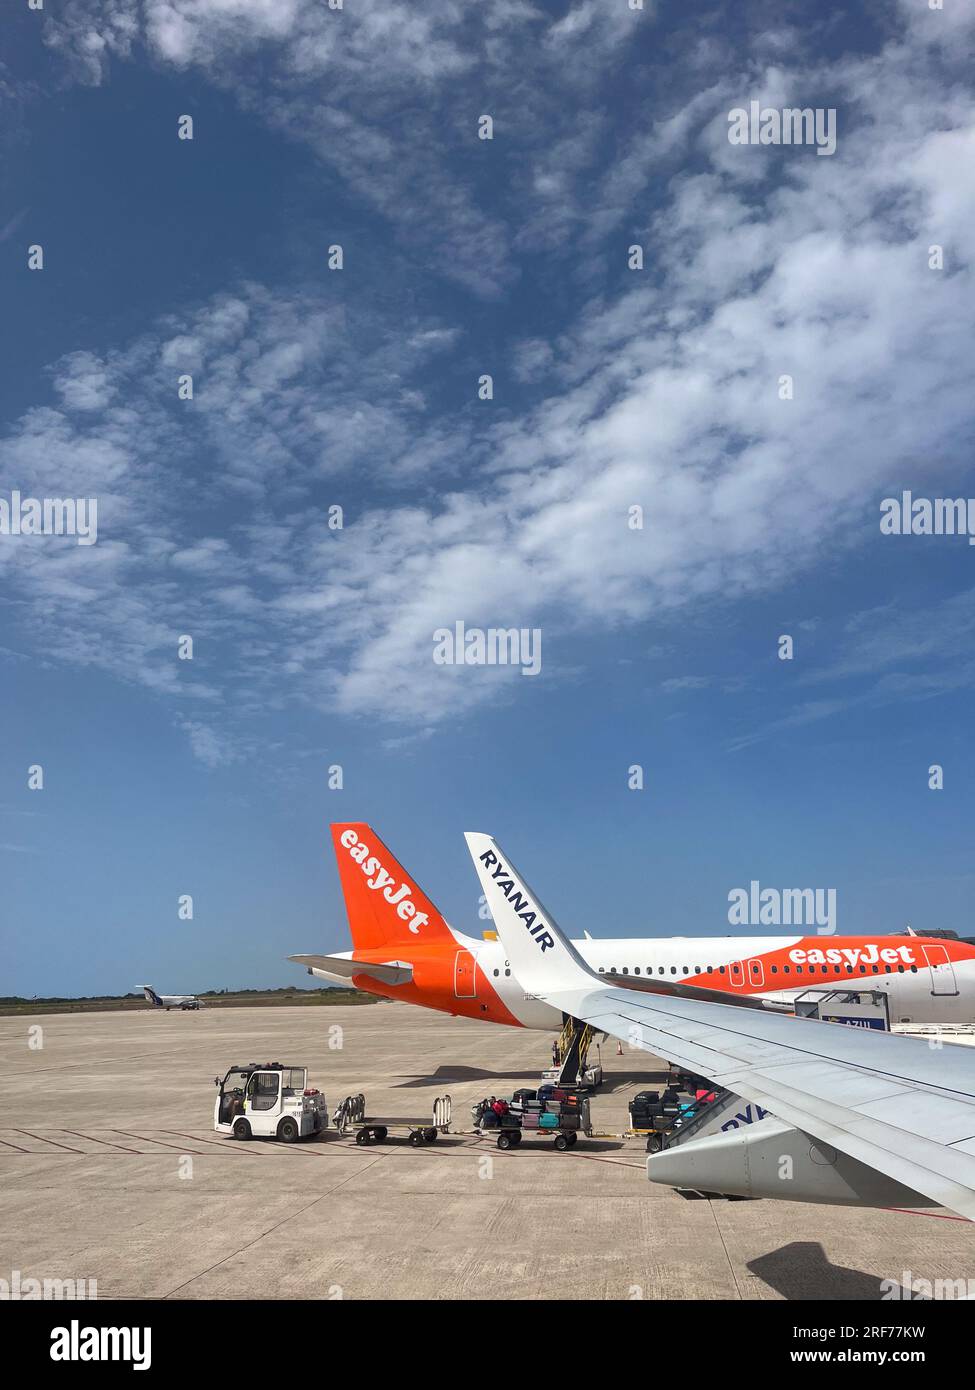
[61,1130,142,1152]
[13,1129,84,1153]
[113,1130,209,1154]
[162,1130,264,1154]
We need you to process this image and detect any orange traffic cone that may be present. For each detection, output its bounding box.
[616,1040,623,1056]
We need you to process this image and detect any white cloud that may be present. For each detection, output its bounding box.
[661,676,712,692]
[52,352,117,412]
[176,716,241,768]
[6,3,975,755]
[40,0,648,295]
[170,538,235,574]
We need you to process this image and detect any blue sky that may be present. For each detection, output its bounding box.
[2,1,975,995]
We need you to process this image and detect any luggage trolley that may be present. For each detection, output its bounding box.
[492,1120,581,1152]
[476,1088,590,1152]
[333,1092,366,1133]
[345,1094,452,1146]
[629,1080,724,1153]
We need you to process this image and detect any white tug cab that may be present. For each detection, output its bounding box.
[214,1063,328,1142]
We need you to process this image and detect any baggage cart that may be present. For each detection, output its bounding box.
[345,1094,452,1146]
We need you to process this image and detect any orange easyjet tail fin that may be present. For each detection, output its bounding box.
[331,823,454,951]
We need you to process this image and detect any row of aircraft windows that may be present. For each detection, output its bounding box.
[597,963,919,977]
[491,963,922,980]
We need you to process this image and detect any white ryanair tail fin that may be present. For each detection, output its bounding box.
[463,832,596,995]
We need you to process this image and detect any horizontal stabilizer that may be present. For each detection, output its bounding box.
[288,954,413,986]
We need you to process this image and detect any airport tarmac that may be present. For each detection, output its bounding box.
[2,1002,973,1301]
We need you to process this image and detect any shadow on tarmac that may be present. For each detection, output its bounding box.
[748,1241,890,1299]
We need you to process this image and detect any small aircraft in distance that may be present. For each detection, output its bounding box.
[141,985,203,1012]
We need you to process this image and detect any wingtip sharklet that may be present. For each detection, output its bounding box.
[464,831,596,995]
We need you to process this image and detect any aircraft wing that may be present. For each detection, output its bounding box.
[465,832,975,1221]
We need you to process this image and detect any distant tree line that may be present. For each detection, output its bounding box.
[0,986,376,1006]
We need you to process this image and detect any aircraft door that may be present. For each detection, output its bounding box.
[922,944,958,996]
[454,950,477,999]
[729,960,745,988]
[747,958,766,988]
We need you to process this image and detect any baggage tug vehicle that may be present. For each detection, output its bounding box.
[214,1062,328,1142]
